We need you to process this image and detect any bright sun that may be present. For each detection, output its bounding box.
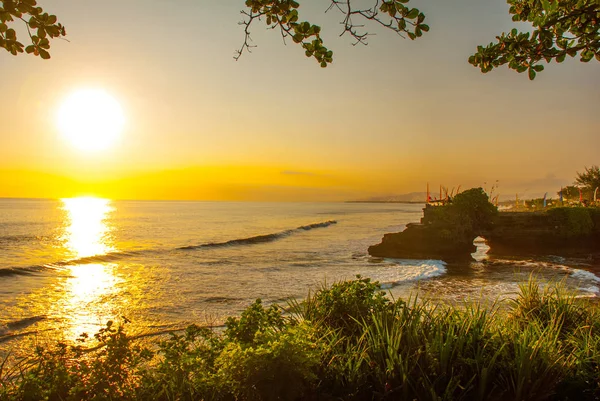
[57,89,125,152]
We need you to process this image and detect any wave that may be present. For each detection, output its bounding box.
[178,220,337,250]
[52,250,143,267]
[0,251,146,278]
[2,220,338,275]
[203,296,244,304]
[0,234,45,244]
[0,265,54,277]
[370,259,448,289]
[483,259,572,270]
[570,268,600,283]
[0,315,46,337]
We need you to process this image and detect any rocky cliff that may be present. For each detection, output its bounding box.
[368,189,600,260]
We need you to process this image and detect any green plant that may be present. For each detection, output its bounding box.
[295,275,391,337]
[216,323,319,401]
[2,277,600,401]
[547,207,594,238]
[225,299,286,346]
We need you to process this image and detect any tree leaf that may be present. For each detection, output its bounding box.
[406,8,419,19]
[38,48,50,59]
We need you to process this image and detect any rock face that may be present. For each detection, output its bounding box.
[369,188,600,261]
[485,209,600,257]
[368,223,477,260]
[369,188,497,260]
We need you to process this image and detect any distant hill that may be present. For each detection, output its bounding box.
[348,192,427,203]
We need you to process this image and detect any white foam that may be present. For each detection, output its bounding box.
[577,286,600,294]
[471,237,490,262]
[570,269,600,283]
[367,259,447,287]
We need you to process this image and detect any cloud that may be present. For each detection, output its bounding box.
[513,173,571,191]
[499,172,572,200]
[280,170,319,177]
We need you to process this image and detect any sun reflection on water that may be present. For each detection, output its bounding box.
[61,197,114,258]
[58,197,121,340]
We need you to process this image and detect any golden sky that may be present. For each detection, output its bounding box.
[1,0,599,201]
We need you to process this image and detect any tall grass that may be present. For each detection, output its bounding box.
[1,276,599,401]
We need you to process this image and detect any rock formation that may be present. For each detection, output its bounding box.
[368,188,600,260]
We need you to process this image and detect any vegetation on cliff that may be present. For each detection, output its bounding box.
[576,166,600,195]
[1,276,600,401]
[422,187,498,244]
[547,207,599,239]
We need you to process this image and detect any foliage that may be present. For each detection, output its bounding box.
[547,206,595,237]
[451,187,499,231]
[2,277,600,401]
[558,185,593,202]
[576,165,600,192]
[469,0,600,80]
[238,0,599,77]
[1,320,152,401]
[422,187,498,243]
[237,0,427,67]
[224,299,286,345]
[0,0,65,58]
[293,275,391,337]
[7,1,597,79]
[214,324,319,401]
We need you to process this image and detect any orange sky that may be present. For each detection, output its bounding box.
[1,0,599,201]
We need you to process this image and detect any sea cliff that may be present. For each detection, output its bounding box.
[368,188,600,260]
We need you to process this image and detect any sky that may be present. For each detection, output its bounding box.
[0,0,599,201]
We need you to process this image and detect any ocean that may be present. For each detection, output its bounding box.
[1,198,599,348]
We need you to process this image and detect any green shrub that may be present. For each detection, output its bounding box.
[497,319,572,401]
[2,320,152,401]
[547,207,594,238]
[2,277,600,401]
[215,323,319,401]
[295,275,391,337]
[225,299,286,345]
[422,188,498,243]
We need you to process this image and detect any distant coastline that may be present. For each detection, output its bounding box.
[345,200,425,204]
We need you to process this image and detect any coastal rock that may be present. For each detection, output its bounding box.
[368,223,476,260]
[369,197,600,261]
[486,209,600,257]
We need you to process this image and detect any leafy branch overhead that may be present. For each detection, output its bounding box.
[237,0,599,79]
[237,0,428,67]
[469,0,600,80]
[0,0,65,59]
[2,0,598,80]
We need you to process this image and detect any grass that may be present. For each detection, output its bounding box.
[1,276,599,400]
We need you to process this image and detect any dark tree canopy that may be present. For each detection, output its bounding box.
[236,0,428,67]
[0,0,65,59]
[558,185,592,200]
[469,0,600,80]
[237,0,599,79]
[575,165,600,191]
[2,0,599,79]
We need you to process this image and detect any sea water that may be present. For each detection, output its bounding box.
[1,198,599,349]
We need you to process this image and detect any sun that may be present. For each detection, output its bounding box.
[57,89,125,152]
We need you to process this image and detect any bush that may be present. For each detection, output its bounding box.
[1,277,600,401]
[547,207,594,238]
[215,324,319,401]
[294,275,391,337]
[422,188,498,243]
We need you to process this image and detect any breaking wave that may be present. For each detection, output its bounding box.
[178,220,337,250]
[1,220,338,276]
[368,259,448,289]
[0,265,56,277]
[570,268,600,283]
